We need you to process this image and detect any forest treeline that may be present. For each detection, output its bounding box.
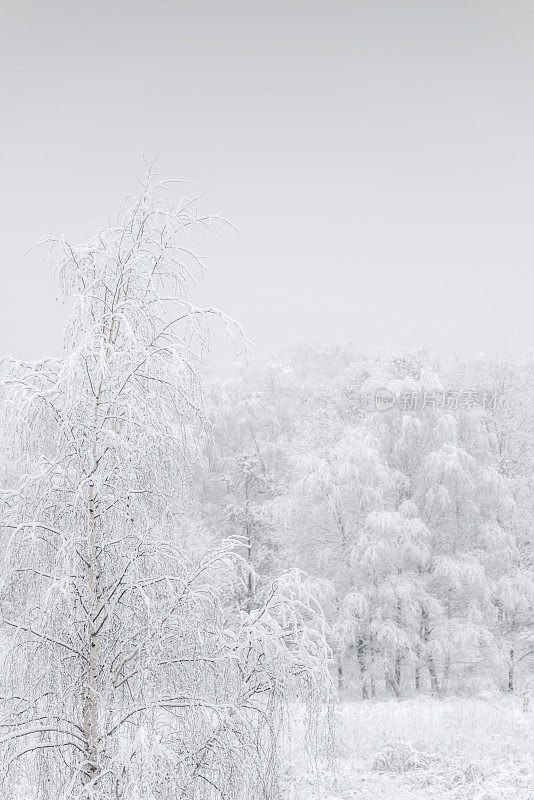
[0,175,531,797]
[202,344,534,698]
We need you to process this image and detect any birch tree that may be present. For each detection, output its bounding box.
[0,175,332,799]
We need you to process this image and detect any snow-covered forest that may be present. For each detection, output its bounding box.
[0,175,532,799]
[1,3,534,798]
[201,344,534,703]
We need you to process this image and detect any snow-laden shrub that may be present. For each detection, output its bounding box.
[371,739,432,773]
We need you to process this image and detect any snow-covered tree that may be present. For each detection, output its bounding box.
[365,356,503,695]
[201,360,298,609]
[453,353,534,691]
[0,175,332,799]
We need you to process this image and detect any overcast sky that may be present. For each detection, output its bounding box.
[1,1,533,363]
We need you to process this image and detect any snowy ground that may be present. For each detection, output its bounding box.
[284,696,534,800]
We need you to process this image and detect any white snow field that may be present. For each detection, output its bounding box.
[284,696,534,800]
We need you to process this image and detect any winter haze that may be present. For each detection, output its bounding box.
[1,1,534,361]
[0,3,533,800]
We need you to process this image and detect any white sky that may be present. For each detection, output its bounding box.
[1,1,533,362]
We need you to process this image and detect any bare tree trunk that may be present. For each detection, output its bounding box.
[244,480,254,612]
[522,681,530,712]
[508,647,514,692]
[442,652,451,695]
[246,522,254,611]
[441,598,452,696]
[82,325,111,787]
[427,656,439,694]
[422,607,440,695]
[386,673,400,697]
[337,658,344,692]
[415,613,423,693]
[394,654,402,691]
[367,634,376,697]
[394,600,402,693]
[357,637,369,699]
[83,478,100,786]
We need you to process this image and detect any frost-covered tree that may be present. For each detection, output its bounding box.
[278,398,396,697]
[0,176,332,799]
[453,353,534,692]
[201,361,298,609]
[363,356,503,695]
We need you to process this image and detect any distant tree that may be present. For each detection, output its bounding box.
[453,353,534,691]
[368,359,501,695]
[280,401,395,697]
[202,360,298,608]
